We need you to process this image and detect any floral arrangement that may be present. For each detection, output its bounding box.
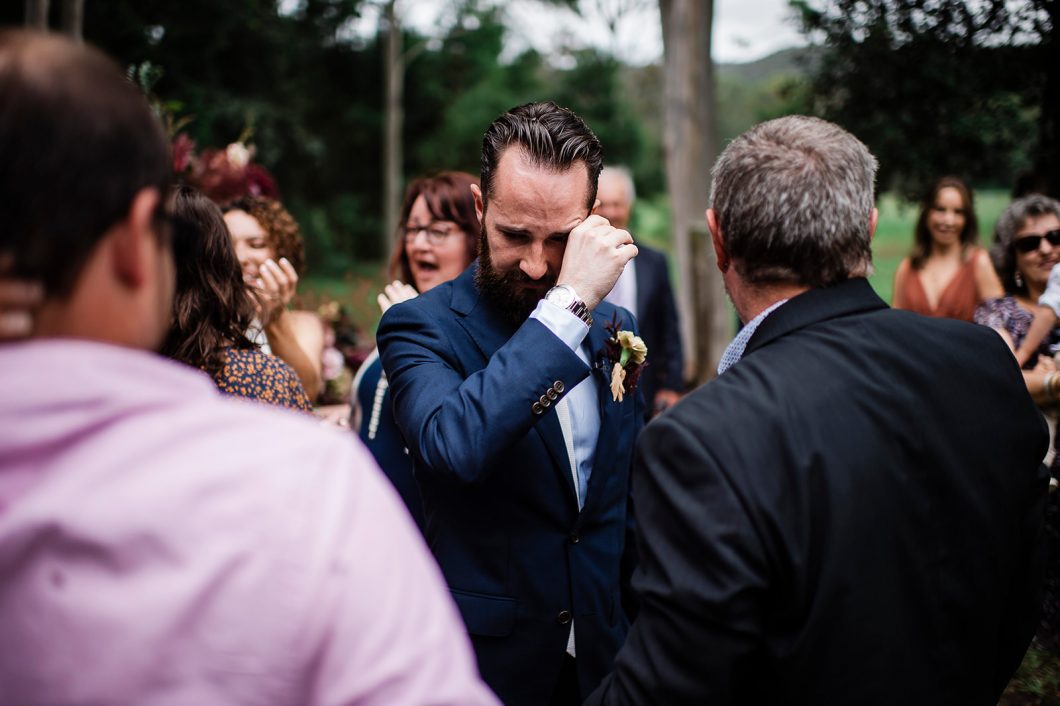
[602,313,648,403]
[126,62,278,205]
[174,132,279,204]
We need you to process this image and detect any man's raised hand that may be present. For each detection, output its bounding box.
[556,215,637,310]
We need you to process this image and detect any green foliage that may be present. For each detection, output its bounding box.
[52,0,666,274]
[792,0,1052,199]
[1002,647,1060,704]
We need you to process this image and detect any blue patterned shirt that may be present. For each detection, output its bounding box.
[717,299,789,376]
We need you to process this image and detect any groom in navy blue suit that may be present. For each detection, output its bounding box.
[378,102,644,706]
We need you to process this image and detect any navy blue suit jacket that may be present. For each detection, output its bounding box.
[378,263,644,706]
[632,245,684,408]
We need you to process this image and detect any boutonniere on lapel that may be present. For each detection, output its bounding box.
[603,314,647,403]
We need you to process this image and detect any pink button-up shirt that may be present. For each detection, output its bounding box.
[0,339,499,706]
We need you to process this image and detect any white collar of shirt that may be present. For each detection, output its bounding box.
[716,299,788,376]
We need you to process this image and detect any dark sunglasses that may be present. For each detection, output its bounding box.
[1013,229,1060,254]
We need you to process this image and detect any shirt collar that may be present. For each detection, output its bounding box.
[717,298,789,376]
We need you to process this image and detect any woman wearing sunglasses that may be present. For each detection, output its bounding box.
[976,195,1060,374]
[893,176,1003,321]
[976,193,1060,661]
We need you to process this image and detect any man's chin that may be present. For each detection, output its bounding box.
[475,268,553,324]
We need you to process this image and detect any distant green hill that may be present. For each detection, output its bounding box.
[716,46,820,84]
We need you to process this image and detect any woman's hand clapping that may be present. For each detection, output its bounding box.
[377,280,418,314]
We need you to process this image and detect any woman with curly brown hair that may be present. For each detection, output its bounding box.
[161,186,311,411]
[222,196,324,401]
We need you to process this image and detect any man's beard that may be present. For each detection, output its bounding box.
[475,228,557,325]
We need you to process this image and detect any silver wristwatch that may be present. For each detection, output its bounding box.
[545,284,593,328]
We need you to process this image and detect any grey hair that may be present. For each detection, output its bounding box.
[994,194,1060,251]
[710,115,878,288]
[991,194,1060,296]
[600,165,636,203]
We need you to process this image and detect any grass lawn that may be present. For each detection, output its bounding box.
[299,189,1013,342]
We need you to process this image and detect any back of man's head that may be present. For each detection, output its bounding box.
[711,115,877,288]
[0,30,171,299]
[480,101,603,211]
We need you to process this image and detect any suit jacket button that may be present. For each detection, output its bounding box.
[539,394,551,407]
[546,388,559,401]
[532,402,544,415]
[553,380,565,394]
[569,533,580,544]
[557,610,572,625]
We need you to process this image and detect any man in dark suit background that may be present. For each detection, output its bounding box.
[598,166,684,417]
[587,115,1049,705]
[379,102,644,706]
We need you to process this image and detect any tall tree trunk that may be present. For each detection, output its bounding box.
[382,0,404,260]
[660,0,724,385]
[1035,0,1060,198]
[25,0,49,29]
[59,0,83,41]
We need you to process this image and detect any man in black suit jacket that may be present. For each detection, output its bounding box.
[586,116,1050,705]
[598,167,684,417]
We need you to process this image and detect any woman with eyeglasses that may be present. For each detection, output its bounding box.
[893,176,1003,321]
[351,171,480,530]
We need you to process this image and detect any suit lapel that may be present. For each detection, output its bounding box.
[583,307,626,510]
[451,263,579,505]
[450,264,517,364]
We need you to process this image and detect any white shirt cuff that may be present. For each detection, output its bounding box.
[530,299,590,352]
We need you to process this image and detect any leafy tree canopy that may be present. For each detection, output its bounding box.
[793,0,1057,200]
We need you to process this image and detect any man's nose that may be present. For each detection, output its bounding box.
[520,244,548,280]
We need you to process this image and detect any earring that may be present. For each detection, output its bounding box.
[1015,271,1024,288]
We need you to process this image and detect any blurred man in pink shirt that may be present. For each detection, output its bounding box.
[0,30,498,706]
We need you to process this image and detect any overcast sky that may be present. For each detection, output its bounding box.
[357,0,807,65]
[503,0,807,64]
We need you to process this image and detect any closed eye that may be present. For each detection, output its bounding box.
[498,228,531,244]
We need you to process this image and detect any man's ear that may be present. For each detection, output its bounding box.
[706,208,729,274]
[470,183,485,224]
[591,198,601,215]
[110,187,162,289]
[869,207,878,241]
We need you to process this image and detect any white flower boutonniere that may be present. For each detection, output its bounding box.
[603,315,648,403]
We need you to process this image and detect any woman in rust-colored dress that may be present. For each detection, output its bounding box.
[893,176,1003,321]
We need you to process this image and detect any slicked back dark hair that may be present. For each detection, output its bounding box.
[0,30,171,297]
[480,101,603,211]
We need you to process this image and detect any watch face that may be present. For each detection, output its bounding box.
[547,286,574,308]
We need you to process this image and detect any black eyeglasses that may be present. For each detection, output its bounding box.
[1013,229,1060,254]
[403,223,456,245]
